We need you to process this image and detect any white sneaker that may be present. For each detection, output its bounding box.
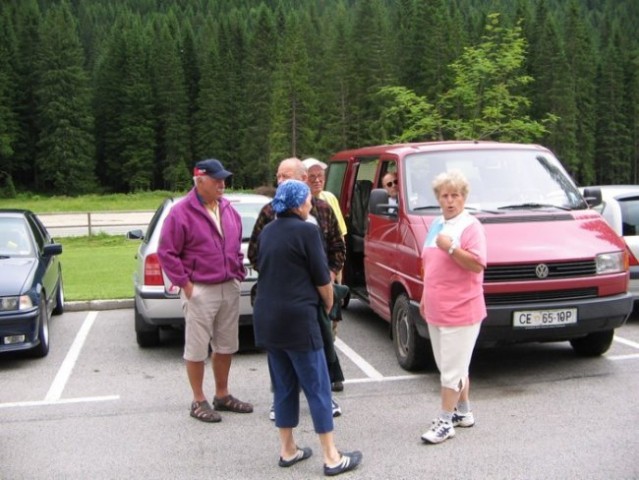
[269,404,275,421]
[451,410,475,428]
[331,398,342,417]
[421,419,455,444]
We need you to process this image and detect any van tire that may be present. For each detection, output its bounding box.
[392,294,428,371]
[569,329,614,356]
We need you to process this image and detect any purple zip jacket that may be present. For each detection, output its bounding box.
[157,188,246,288]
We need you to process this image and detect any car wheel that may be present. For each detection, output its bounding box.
[570,329,615,356]
[30,297,50,358]
[52,273,65,315]
[391,294,429,371]
[135,302,160,348]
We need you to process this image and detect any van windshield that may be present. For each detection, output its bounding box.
[404,149,587,213]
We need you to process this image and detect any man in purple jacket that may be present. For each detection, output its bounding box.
[158,158,253,423]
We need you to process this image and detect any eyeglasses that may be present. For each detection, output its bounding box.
[385,179,398,188]
[309,174,325,182]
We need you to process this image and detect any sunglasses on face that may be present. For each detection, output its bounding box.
[385,179,398,188]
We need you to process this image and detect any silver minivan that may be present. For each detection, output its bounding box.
[128,193,271,347]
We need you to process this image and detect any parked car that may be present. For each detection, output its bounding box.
[581,185,639,304]
[127,193,271,347]
[326,141,633,370]
[0,209,64,357]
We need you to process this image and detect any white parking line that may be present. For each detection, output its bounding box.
[334,337,384,380]
[0,395,120,409]
[607,353,639,361]
[0,311,120,410]
[607,335,639,361]
[45,311,98,401]
[613,334,639,350]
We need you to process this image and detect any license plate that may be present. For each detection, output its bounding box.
[513,308,577,328]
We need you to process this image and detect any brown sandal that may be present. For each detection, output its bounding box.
[190,400,222,422]
[213,395,253,413]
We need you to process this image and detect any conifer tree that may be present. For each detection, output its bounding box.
[193,24,226,166]
[319,1,355,154]
[35,0,96,194]
[348,0,395,146]
[149,16,190,191]
[627,50,639,183]
[239,4,277,186]
[0,6,18,183]
[211,14,250,184]
[595,29,630,184]
[179,21,200,169]
[528,7,578,177]
[564,0,597,184]
[269,13,317,162]
[94,17,155,192]
[10,0,42,188]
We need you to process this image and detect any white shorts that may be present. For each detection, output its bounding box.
[427,322,481,391]
[181,280,240,361]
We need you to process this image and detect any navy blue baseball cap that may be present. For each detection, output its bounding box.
[193,159,232,180]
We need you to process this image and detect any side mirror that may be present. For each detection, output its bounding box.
[43,243,63,256]
[369,188,398,217]
[582,187,602,208]
[127,229,144,240]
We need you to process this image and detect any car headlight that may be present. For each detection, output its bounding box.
[595,251,625,274]
[0,295,34,311]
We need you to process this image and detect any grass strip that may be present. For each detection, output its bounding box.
[59,234,139,301]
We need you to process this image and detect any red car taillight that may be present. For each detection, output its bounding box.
[144,253,165,286]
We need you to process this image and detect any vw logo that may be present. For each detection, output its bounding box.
[535,263,549,279]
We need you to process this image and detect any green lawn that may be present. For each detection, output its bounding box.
[58,234,140,301]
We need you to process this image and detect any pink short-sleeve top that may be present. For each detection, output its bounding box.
[419,211,487,327]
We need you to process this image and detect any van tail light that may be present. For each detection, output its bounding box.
[144,253,165,286]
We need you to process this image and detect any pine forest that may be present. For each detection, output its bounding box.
[0,0,637,196]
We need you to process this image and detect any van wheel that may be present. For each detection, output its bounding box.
[391,294,428,371]
[135,303,160,348]
[570,329,614,356]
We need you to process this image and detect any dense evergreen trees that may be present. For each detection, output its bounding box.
[0,0,637,195]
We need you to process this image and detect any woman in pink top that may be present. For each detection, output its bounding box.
[419,170,487,445]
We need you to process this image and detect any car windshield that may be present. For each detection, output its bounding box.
[0,217,34,257]
[404,148,587,213]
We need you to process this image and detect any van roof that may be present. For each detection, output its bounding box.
[329,141,549,160]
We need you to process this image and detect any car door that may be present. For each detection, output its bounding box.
[27,214,60,311]
[364,158,402,320]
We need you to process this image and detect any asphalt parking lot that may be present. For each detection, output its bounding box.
[1,301,639,480]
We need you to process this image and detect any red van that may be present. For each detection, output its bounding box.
[326,141,633,370]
